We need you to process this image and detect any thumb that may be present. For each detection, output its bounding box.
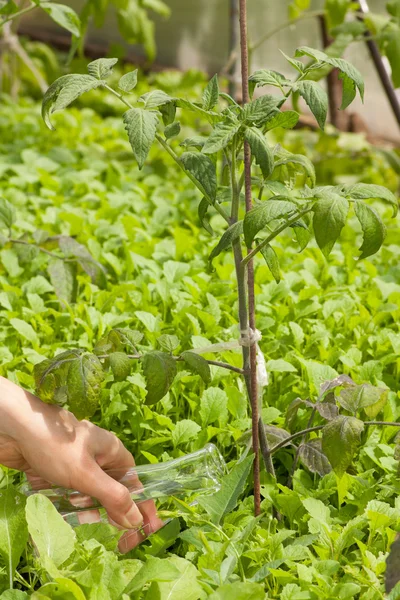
[82,463,144,530]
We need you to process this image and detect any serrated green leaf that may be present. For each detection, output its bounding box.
[298,439,332,476]
[139,90,172,109]
[202,74,219,110]
[109,352,132,381]
[249,69,291,90]
[209,220,243,262]
[243,198,298,247]
[109,328,143,351]
[297,81,328,130]
[181,351,211,383]
[180,152,217,201]
[198,455,254,524]
[344,183,398,216]
[142,351,177,404]
[40,2,81,37]
[295,46,364,105]
[87,58,118,79]
[354,201,386,259]
[165,121,181,139]
[274,152,316,186]
[172,419,201,447]
[241,95,281,127]
[199,387,228,427]
[158,334,180,352]
[313,193,349,257]
[0,197,15,229]
[259,244,281,282]
[338,384,387,415]
[244,127,274,179]
[123,108,159,169]
[202,122,240,155]
[0,489,28,589]
[322,416,364,478]
[118,69,138,92]
[42,74,103,130]
[264,110,300,131]
[26,495,75,568]
[66,353,105,419]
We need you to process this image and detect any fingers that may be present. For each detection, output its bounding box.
[79,462,144,530]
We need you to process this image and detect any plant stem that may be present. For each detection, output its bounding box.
[156,134,230,223]
[241,208,312,268]
[98,353,244,375]
[286,407,316,488]
[239,0,261,516]
[0,3,37,27]
[9,238,68,261]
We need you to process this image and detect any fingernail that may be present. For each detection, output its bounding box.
[124,504,144,529]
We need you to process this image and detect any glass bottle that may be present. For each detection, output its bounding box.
[20,443,226,527]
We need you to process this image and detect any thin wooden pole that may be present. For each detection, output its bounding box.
[228,0,239,99]
[238,0,260,517]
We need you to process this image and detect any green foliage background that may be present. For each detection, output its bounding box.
[0,68,400,597]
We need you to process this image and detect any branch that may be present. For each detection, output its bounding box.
[249,10,325,53]
[9,238,70,261]
[98,353,244,374]
[0,3,37,27]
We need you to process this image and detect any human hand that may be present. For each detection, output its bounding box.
[0,376,164,552]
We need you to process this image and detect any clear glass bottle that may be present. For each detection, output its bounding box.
[20,443,226,527]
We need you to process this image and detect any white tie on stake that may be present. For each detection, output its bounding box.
[192,328,269,399]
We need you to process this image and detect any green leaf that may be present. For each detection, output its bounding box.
[243,198,298,247]
[0,591,28,600]
[108,328,143,351]
[58,236,105,286]
[338,384,387,415]
[274,152,316,186]
[344,183,398,216]
[249,69,291,91]
[353,201,386,259]
[40,2,81,37]
[264,110,300,131]
[25,495,75,568]
[10,318,38,344]
[144,556,204,600]
[209,220,243,262]
[295,46,364,105]
[198,198,214,235]
[66,353,105,419]
[75,522,123,551]
[109,352,132,381]
[48,260,76,304]
[298,439,332,476]
[0,489,28,589]
[123,108,159,169]
[124,556,181,594]
[139,90,173,110]
[87,58,118,79]
[165,121,181,139]
[181,351,211,384]
[0,197,15,229]
[198,455,254,524]
[118,69,138,92]
[32,579,86,600]
[202,74,219,110]
[244,127,274,179]
[266,359,297,372]
[202,122,240,155]
[199,387,228,427]
[259,244,281,282]
[158,334,180,352]
[325,0,348,27]
[141,351,177,404]
[209,582,266,600]
[297,81,328,130]
[241,95,281,127]
[313,194,349,257]
[42,74,103,130]
[180,152,217,201]
[172,419,201,447]
[322,416,364,478]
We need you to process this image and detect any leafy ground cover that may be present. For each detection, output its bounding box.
[0,69,400,598]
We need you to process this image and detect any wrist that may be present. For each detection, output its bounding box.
[0,376,41,439]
